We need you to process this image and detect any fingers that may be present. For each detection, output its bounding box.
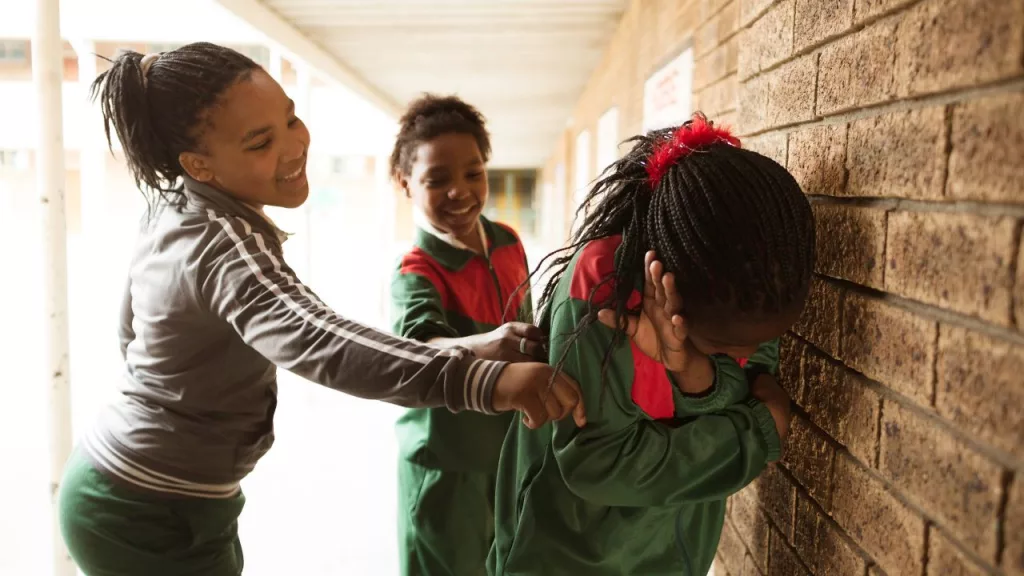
[670,314,689,342]
[644,250,656,296]
[649,259,667,311]
[549,371,586,427]
[519,392,549,430]
[662,272,682,318]
[506,322,545,342]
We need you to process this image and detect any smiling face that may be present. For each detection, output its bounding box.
[400,132,488,244]
[178,69,311,209]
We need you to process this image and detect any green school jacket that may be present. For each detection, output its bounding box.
[392,217,531,472]
[488,235,782,576]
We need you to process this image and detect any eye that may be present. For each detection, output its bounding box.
[248,140,271,151]
[467,171,484,180]
[425,177,449,188]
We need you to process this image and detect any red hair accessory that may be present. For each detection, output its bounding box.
[645,114,741,187]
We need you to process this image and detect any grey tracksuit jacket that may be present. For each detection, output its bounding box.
[81,178,507,498]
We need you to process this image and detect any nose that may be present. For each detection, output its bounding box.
[282,137,305,163]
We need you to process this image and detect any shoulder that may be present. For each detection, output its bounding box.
[484,218,523,248]
[395,247,445,285]
[568,235,623,302]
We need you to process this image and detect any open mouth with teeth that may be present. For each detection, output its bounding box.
[277,164,305,183]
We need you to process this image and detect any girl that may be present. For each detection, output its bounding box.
[488,115,812,576]
[389,94,543,576]
[57,43,584,576]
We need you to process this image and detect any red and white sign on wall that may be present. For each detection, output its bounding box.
[642,46,695,133]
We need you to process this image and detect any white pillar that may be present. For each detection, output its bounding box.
[33,1,74,575]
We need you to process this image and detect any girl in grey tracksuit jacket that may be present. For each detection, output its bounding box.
[57,43,581,576]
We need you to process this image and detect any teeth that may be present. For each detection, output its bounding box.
[281,167,302,182]
[449,206,472,215]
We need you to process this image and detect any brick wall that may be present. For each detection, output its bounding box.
[541,0,1024,574]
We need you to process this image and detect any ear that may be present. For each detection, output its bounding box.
[395,171,412,199]
[179,151,214,183]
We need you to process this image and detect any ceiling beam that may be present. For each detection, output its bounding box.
[210,0,403,119]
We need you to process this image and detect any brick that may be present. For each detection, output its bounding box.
[831,453,925,576]
[813,205,886,288]
[764,54,816,128]
[740,553,763,576]
[731,487,770,573]
[794,0,854,50]
[769,530,807,574]
[787,124,847,196]
[937,326,1024,459]
[718,519,747,576]
[886,212,1017,326]
[929,529,990,576]
[741,0,778,26]
[895,0,1024,97]
[847,106,947,200]
[778,333,805,404]
[1005,478,1024,573]
[738,0,794,79]
[948,92,1024,204]
[879,401,1003,562]
[701,76,739,116]
[792,495,868,576]
[745,132,788,166]
[725,35,739,75]
[840,293,936,405]
[758,464,796,539]
[714,555,731,576]
[1018,237,1024,335]
[793,278,842,357]
[697,1,741,57]
[854,0,914,22]
[782,417,834,508]
[816,19,897,116]
[696,44,730,90]
[738,74,770,134]
[803,349,880,467]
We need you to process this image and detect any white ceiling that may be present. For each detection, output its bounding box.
[217,0,629,168]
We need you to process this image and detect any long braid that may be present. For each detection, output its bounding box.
[527,115,815,389]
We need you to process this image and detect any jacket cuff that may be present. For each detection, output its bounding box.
[747,398,782,463]
[462,359,508,415]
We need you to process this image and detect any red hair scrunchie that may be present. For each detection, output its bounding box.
[645,114,741,187]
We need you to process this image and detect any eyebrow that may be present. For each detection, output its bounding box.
[240,99,296,144]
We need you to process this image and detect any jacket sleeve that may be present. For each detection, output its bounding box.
[671,338,781,417]
[198,215,506,414]
[391,262,460,342]
[549,284,780,508]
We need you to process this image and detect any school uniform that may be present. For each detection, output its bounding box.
[487,235,782,576]
[58,177,509,576]
[391,213,530,576]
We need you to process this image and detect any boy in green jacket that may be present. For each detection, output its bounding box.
[390,95,549,575]
[488,115,813,576]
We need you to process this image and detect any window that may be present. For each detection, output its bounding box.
[0,150,29,171]
[573,130,592,212]
[0,40,28,62]
[596,107,620,176]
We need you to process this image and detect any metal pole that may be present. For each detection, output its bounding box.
[32,0,74,574]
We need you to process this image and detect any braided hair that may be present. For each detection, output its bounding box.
[389,94,491,178]
[90,42,261,213]
[534,114,815,379]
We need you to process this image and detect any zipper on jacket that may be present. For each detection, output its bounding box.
[486,258,506,323]
[675,510,693,576]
